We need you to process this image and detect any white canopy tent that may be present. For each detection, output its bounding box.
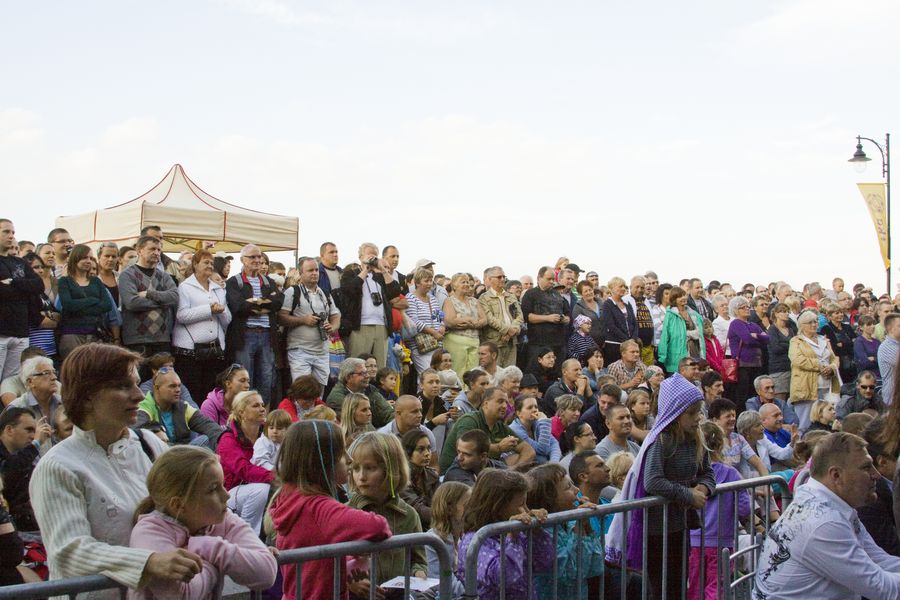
[55,164,299,254]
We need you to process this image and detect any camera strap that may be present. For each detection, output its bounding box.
[293,284,332,315]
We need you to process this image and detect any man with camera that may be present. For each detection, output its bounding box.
[279,257,341,388]
[339,243,401,368]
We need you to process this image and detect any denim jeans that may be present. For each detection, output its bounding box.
[234,330,275,406]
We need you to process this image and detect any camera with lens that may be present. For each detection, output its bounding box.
[315,312,329,340]
[370,291,383,307]
[366,256,379,268]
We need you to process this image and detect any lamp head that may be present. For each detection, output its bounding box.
[849,139,871,173]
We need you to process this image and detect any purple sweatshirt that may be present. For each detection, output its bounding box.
[128,510,277,599]
[689,463,752,549]
[727,319,769,366]
[457,529,554,600]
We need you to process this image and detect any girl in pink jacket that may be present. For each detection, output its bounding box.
[129,446,277,599]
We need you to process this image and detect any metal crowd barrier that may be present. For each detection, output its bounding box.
[460,474,790,600]
[0,532,453,600]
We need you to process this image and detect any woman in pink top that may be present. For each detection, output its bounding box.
[216,391,274,534]
[270,420,391,600]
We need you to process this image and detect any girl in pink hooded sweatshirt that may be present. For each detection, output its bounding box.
[128,445,277,599]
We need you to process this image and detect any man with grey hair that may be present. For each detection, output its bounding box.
[338,243,400,368]
[279,256,341,387]
[325,356,394,427]
[519,275,534,291]
[643,270,659,299]
[754,432,900,599]
[479,266,523,368]
[225,243,284,406]
[745,374,798,426]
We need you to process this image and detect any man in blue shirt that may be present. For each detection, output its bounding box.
[760,403,794,448]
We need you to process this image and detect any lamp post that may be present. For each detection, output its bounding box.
[849,133,891,295]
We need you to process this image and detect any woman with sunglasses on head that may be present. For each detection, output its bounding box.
[200,364,251,427]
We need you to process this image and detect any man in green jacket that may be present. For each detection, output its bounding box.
[439,387,535,472]
[136,368,224,449]
[326,357,394,428]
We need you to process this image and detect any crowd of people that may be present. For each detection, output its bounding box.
[0,216,898,599]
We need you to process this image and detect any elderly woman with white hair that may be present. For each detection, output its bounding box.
[710,294,731,354]
[789,310,840,433]
[726,296,769,413]
[8,356,61,450]
[495,365,523,399]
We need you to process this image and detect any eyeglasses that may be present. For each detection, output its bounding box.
[244,254,263,260]
[351,370,367,377]
[685,362,698,367]
[30,369,56,379]
[859,385,875,390]
[52,238,74,244]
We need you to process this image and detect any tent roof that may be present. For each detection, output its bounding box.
[55,164,299,253]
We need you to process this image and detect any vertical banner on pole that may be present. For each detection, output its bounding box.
[858,183,890,269]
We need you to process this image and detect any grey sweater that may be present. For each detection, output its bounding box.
[642,433,715,534]
[119,265,179,345]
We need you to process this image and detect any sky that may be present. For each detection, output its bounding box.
[2,0,899,292]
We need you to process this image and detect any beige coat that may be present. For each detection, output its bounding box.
[788,335,840,401]
[478,288,524,346]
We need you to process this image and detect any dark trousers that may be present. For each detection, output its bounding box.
[647,529,687,600]
[174,350,226,406]
[734,366,762,414]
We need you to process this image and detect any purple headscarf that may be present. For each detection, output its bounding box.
[605,373,703,567]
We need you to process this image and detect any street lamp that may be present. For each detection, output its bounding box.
[849,133,891,294]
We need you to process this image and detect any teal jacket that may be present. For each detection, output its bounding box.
[658,307,705,373]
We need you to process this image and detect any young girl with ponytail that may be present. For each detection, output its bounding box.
[129,445,277,599]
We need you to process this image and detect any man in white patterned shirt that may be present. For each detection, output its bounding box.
[754,432,900,599]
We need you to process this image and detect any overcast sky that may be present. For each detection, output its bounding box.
[2,1,898,292]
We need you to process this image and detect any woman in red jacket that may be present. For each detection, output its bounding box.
[216,390,273,534]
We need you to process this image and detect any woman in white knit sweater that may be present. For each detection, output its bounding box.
[29,343,203,598]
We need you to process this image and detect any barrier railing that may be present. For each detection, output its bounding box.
[0,532,453,600]
[460,474,790,600]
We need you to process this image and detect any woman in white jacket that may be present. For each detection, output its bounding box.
[173,250,232,402]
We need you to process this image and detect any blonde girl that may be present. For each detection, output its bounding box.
[425,482,470,599]
[346,432,427,594]
[270,420,390,600]
[606,451,634,496]
[251,409,291,470]
[129,446,276,599]
[340,392,374,444]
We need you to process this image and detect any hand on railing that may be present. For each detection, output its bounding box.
[144,548,203,583]
[689,485,708,509]
[508,508,548,525]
